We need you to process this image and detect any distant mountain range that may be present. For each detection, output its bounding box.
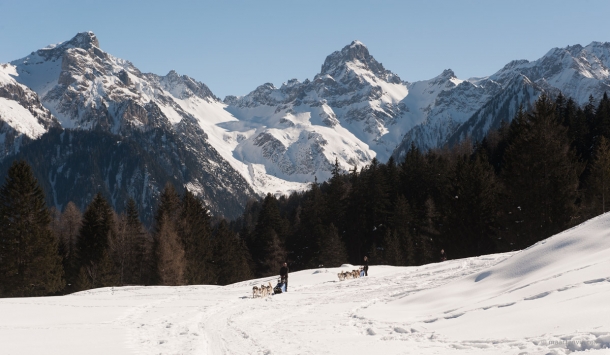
[1,32,610,219]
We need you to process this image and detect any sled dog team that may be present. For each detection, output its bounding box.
[252,282,273,298]
[337,267,364,281]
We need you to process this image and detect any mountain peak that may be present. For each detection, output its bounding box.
[321,40,372,74]
[319,40,401,83]
[67,31,100,50]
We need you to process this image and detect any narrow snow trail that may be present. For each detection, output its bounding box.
[4,213,610,354]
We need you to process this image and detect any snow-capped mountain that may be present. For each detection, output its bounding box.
[400,41,610,156]
[3,32,256,220]
[224,40,409,182]
[4,32,610,217]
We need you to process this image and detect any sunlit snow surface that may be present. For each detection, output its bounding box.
[3,215,610,354]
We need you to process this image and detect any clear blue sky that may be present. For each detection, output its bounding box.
[1,0,609,99]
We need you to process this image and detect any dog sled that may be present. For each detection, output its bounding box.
[274,278,287,294]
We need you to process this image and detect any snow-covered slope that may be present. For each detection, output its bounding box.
[3,213,610,354]
[0,63,59,157]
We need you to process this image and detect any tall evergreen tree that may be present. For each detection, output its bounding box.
[179,190,214,284]
[56,202,82,292]
[156,215,185,286]
[502,95,582,248]
[444,153,500,258]
[318,224,348,267]
[251,194,287,276]
[153,183,185,285]
[0,160,64,297]
[213,220,253,285]
[76,192,117,289]
[588,136,610,214]
[111,199,148,285]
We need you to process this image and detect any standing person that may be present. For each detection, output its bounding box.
[440,249,447,262]
[280,262,289,292]
[363,256,369,276]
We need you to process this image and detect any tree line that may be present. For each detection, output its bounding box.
[234,93,610,275]
[3,92,610,296]
[0,163,252,297]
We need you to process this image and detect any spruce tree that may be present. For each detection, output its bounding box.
[0,160,64,297]
[318,224,348,267]
[76,192,117,289]
[390,195,415,265]
[213,220,253,285]
[124,198,148,284]
[179,190,214,284]
[502,95,582,248]
[444,153,500,258]
[156,215,185,285]
[57,202,82,292]
[251,194,287,276]
[588,136,610,214]
[153,183,185,285]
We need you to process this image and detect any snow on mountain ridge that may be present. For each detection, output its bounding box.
[0,63,59,155]
[6,33,610,200]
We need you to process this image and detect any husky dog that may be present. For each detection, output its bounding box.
[337,272,346,281]
[253,286,261,298]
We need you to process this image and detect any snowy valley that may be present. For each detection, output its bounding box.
[2,211,610,354]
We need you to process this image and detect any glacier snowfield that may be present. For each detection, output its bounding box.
[3,213,610,354]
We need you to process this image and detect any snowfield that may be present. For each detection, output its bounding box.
[3,214,610,354]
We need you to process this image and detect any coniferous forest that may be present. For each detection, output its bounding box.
[3,93,610,297]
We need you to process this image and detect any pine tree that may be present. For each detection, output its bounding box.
[444,153,500,258]
[110,199,148,285]
[213,220,253,285]
[76,192,117,289]
[153,183,185,285]
[588,136,610,214]
[179,190,214,284]
[251,194,287,276]
[156,215,185,285]
[124,199,148,284]
[0,160,64,297]
[318,224,348,267]
[382,228,404,266]
[390,195,415,265]
[502,95,582,248]
[57,202,82,292]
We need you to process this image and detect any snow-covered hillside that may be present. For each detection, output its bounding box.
[3,213,610,354]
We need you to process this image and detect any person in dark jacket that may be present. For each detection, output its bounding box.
[280,262,289,291]
[363,256,369,276]
[440,249,447,262]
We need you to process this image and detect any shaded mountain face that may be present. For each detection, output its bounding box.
[2,32,255,220]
